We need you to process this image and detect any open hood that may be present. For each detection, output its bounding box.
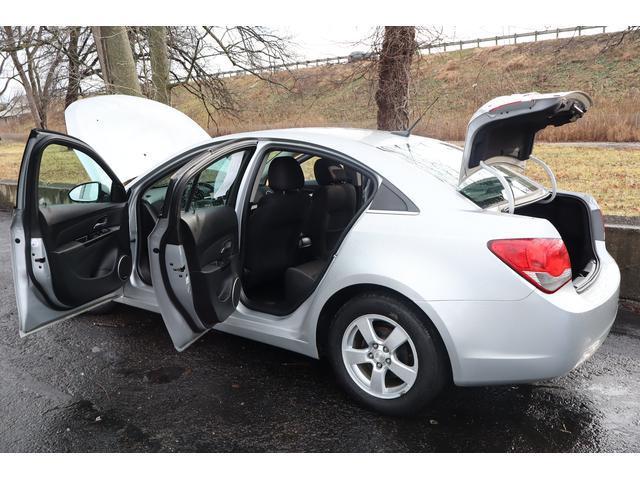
[459,91,592,184]
[65,95,210,182]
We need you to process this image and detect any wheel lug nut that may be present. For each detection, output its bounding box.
[368,352,373,359]
[373,343,378,349]
[386,358,391,364]
[376,363,382,368]
[383,346,388,353]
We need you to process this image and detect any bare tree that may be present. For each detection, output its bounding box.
[1,25,293,130]
[96,26,293,127]
[374,26,417,131]
[0,26,64,128]
[61,27,98,107]
[92,26,142,96]
[202,26,293,83]
[168,26,294,128]
[64,27,81,107]
[0,49,24,121]
[41,27,100,108]
[148,26,171,104]
[307,26,441,132]
[0,46,17,99]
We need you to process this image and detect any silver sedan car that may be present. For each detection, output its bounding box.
[11,91,619,415]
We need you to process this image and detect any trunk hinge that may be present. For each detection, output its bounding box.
[528,155,557,204]
[479,161,515,214]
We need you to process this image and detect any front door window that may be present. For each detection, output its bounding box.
[38,144,113,207]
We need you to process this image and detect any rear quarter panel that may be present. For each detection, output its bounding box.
[318,207,558,303]
[301,204,562,361]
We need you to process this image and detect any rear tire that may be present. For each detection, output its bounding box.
[327,292,448,416]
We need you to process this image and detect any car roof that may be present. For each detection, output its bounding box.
[218,126,435,150]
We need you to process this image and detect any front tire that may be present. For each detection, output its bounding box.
[327,292,448,416]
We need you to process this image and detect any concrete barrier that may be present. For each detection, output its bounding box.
[0,179,638,301]
[605,224,640,302]
[0,180,73,207]
[0,180,17,207]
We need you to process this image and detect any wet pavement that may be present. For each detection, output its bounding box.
[1,209,639,452]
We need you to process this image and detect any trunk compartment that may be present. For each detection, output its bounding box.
[514,192,603,291]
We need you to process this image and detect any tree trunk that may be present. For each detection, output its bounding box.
[375,26,416,131]
[148,26,171,104]
[91,26,110,88]
[2,27,43,128]
[93,26,142,96]
[65,27,80,108]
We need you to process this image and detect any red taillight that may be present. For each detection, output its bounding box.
[488,238,572,293]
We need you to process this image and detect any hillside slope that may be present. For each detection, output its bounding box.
[173,31,640,141]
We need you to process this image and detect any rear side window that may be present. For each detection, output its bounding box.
[300,156,321,182]
[370,182,418,212]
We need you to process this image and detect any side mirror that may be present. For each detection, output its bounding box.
[68,181,101,203]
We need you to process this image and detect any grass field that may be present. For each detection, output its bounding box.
[0,140,637,216]
[531,145,640,216]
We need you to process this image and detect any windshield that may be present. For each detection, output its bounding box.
[379,141,544,209]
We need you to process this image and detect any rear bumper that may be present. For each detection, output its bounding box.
[422,247,620,386]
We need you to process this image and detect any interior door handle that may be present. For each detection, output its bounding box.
[93,217,108,230]
[220,240,233,256]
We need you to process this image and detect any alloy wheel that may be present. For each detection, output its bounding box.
[341,314,419,399]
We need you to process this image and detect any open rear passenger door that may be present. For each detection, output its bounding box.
[11,129,131,335]
[148,141,256,351]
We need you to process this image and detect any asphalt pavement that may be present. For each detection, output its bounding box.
[1,208,639,452]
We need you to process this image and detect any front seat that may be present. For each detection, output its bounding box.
[244,156,310,289]
[308,159,357,259]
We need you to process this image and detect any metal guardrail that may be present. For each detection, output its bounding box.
[418,26,608,53]
[201,25,610,80]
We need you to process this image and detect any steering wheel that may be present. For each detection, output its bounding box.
[191,182,214,202]
[197,182,215,194]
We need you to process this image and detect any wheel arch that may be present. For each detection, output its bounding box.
[315,283,454,380]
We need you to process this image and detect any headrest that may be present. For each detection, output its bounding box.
[268,156,304,191]
[314,158,347,185]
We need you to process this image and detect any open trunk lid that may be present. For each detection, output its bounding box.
[459,91,592,184]
[65,95,210,183]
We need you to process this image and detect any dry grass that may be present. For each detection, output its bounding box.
[0,141,24,181]
[38,144,90,185]
[531,144,640,217]
[0,139,637,216]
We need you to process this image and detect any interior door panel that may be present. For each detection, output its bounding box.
[38,202,129,306]
[180,205,240,325]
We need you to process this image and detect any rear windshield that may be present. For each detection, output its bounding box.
[379,141,543,209]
